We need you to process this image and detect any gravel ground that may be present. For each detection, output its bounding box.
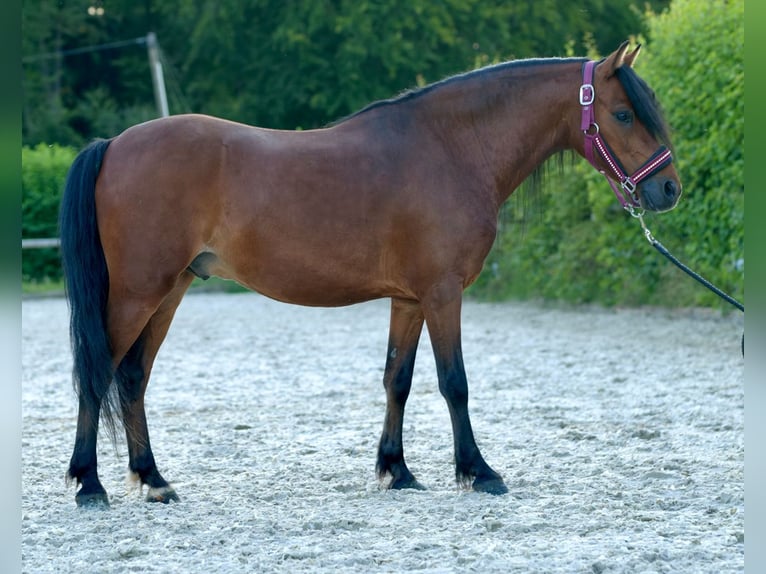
[22,293,744,573]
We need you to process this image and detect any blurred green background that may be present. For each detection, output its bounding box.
[21,0,743,309]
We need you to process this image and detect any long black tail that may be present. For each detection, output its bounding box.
[59,139,121,439]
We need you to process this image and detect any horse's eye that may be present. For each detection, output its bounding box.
[615,110,634,125]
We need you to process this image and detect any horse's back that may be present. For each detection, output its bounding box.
[95,113,494,305]
[96,115,414,304]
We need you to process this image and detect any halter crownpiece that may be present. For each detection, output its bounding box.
[580,60,674,215]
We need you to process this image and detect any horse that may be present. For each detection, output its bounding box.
[60,41,681,506]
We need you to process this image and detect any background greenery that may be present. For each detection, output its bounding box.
[474,0,744,309]
[22,0,669,143]
[21,143,75,283]
[21,0,743,310]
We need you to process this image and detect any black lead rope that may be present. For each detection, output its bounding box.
[639,216,744,311]
[636,214,745,355]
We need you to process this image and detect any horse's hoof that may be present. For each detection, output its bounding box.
[390,476,427,491]
[146,486,179,503]
[472,476,508,495]
[75,490,110,508]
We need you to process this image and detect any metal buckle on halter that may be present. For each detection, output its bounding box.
[620,177,643,211]
[621,177,636,195]
[579,84,595,106]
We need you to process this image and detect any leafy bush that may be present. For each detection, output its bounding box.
[639,0,744,307]
[22,143,77,282]
[471,0,744,309]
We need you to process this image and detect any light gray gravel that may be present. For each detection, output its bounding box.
[22,293,743,573]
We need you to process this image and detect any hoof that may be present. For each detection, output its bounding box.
[389,476,427,491]
[75,490,110,508]
[145,485,179,504]
[472,476,508,495]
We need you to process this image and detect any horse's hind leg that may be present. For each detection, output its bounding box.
[68,396,109,506]
[118,272,194,503]
[422,284,508,495]
[376,298,426,490]
[67,289,168,507]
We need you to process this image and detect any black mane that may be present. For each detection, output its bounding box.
[330,57,588,126]
[331,57,672,152]
[615,65,672,150]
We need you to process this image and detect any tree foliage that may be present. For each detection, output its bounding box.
[22,0,669,145]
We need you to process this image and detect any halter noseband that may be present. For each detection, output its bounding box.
[580,60,673,216]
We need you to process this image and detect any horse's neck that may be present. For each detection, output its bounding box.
[416,62,583,205]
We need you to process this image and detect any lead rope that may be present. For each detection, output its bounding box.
[634,213,743,312]
[633,211,745,355]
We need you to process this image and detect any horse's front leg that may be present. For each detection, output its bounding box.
[422,284,508,495]
[377,298,426,490]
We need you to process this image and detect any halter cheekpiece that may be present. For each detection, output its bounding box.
[580,60,673,215]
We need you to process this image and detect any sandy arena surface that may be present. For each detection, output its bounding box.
[22,293,743,573]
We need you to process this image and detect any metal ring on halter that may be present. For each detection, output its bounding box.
[624,203,645,219]
[584,122,599,136]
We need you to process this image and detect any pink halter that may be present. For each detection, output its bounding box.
[580,60,673,213]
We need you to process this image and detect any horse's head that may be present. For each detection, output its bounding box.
[583,42,682,213]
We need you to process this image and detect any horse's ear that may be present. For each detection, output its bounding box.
[601,41,631,77]
[622,44,642,68]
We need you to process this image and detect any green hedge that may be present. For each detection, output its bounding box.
[471,0,744,309]
[22,143,76,282]
[639,0,744,307]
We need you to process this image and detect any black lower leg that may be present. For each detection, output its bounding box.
[449,409,507,494]
[118,340,178,503]
[376,299,425,490]
[438,352,507,495]
[68,397,109,507]
[377,346,425,490]
[129,449,178,503]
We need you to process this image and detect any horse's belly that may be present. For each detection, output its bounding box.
[197,248,406,307]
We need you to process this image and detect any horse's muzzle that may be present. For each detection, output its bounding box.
[640,176,682,212]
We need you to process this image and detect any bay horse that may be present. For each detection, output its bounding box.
[60,42,681,506]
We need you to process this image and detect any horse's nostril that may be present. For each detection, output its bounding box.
[664,180,677,199]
